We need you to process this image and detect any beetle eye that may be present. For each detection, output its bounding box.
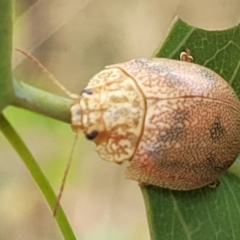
[85,130,98,140]
[81,89,93,95]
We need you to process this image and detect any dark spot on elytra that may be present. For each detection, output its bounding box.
[159,110,189,142]
[195,67,216,88]
[173,110,189,123]
[205,152,232,172]
[148,110,188,160]
[205,152,219,171]
[209,117,225,140]
[160,126,184,143]
[152,110,189,156]
[148,63,172,75]
[164,71,183,87]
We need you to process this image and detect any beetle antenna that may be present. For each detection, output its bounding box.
[16,48,79,99]
[53,132,79,217]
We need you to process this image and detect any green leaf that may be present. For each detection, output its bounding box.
[0,0,14,111]
[155,17,240,97]
[142,17,240,240]
[142,171,240,240]
[0,114,76,240]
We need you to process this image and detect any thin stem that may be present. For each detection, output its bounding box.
[0,0,14,111]
[12,79,72,123]
[0,114,76,240]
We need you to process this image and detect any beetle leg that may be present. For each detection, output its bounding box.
[208,179,221,188]
[180,49,194,62]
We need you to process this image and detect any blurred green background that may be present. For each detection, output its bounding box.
[0,0,240,239]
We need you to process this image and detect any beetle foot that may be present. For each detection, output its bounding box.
[180,49,194,62]
[208,179,220,188]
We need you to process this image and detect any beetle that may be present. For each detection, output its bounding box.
[16,48,240,191]
[71,53,240,190]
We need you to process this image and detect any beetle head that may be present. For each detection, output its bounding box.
[71,67,145,164]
